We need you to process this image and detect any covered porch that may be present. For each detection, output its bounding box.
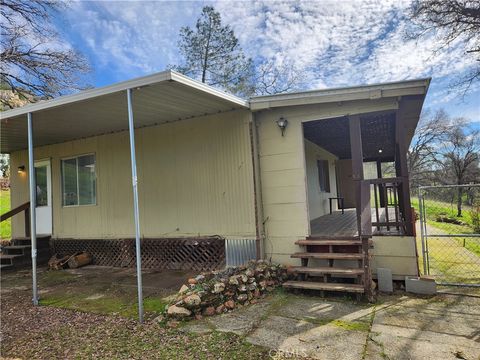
[302,97,424,239]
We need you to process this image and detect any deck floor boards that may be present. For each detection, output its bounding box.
[310,208,403,237]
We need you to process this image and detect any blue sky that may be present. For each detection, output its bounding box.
[54,1,478,123]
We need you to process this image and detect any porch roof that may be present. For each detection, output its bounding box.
[0,70,249,153]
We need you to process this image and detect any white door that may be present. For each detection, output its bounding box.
[34,160,52,235]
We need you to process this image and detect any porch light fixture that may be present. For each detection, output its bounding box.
[276,116,288,136]
[17,165,25,173]
[378,149,383,154]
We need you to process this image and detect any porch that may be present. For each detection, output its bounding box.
[302,107,420,239]
[310,207,405,238]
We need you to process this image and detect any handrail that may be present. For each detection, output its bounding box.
[0,201,30,222]
[368,177,403,185]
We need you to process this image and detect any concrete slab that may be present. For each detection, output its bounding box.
[373,297,480,339]
[276,296,373,324]
[247,315,368,360]
[367,324,480,360]
[207,301,272,336]
[377,268,393,293]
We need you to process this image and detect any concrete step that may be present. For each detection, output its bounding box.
[289,266,364,276]
[291,252,363,260]
[283,280,365,293]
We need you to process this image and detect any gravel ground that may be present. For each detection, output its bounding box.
[0,290,272,360]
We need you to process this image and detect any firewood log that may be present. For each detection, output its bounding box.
[67,252,92,269]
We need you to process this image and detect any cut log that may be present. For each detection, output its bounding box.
[67,252,92,269]
[48,254,70,270]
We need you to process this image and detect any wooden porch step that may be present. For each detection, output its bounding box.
[0,263,13,270]
[307,235,360,240]
[296,240,365,246]
[0,254,23,264]
[289,266,364,275]
[283,280,364,293]
[291,252,363,260]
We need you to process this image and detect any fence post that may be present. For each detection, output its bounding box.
[418,187,427,275]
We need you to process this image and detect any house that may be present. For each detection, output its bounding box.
[1,70,430,299]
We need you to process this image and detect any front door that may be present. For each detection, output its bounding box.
[35,160,52,235]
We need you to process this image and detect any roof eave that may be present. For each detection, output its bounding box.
[0,70,248,120]
[249,78,431,111]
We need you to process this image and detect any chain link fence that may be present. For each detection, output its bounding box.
[417,184,480,286]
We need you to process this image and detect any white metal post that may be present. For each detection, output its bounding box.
[127,88,144,323]
[27,112,38,305]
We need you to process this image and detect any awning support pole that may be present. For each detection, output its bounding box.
[27,112,38,305]
[127,88,143,323]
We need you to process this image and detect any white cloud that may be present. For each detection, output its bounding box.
[60,0,479,120]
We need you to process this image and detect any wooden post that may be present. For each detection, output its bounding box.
[349,115,373,301]
[395,109,414,235]
[376,160,386,207]
[24,208,30,237]
[349,115,364,236]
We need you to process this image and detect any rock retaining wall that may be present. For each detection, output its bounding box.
[166,260,289,319]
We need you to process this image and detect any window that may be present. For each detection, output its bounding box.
[61,154,96,206]
[35,166,48,207]
[317,159,330,192]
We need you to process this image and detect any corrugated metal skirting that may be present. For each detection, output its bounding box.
[225,238,257,267]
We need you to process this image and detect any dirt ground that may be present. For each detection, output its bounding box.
[1,266,479,360]
[0,266,271,359]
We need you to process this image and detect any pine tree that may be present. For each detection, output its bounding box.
[175,6,253,95]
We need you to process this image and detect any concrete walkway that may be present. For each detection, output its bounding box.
[183,291,480,360]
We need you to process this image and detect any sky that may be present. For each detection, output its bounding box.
[53,0,479,123]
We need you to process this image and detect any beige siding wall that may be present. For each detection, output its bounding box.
[255,98,400,265]
[10,109,256,239]
[372,236,419,280]
[304,140,338,220]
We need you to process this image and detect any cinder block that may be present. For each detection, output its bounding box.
[405,276,437,295]
[377,268,393,293]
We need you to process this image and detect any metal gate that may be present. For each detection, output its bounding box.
[418,184,480,286]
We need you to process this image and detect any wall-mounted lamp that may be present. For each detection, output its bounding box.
[378,149,383,154]
[17,165,25,174]
[276,116,288,136]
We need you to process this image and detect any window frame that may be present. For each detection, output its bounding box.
[317,159,331,193]
[61,153,97,208]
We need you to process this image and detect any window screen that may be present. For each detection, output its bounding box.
[317,159,330,192]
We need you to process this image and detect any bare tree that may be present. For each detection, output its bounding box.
[1,0,90,109]
[408,109,450,188]
[251,59,304,96]
[407,0,480,95]
[437,120,480,216]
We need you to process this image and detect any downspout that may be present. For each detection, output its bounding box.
[249,112,265,260]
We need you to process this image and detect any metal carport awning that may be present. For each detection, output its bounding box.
[0,70,249,323]
[1,70,248,153]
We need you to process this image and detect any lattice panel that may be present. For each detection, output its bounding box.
[50,237,225,271]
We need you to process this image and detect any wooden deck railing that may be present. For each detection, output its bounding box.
[368,178,408,234]
[0,201,30,237]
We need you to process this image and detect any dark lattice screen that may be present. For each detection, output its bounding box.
[50,237,225,271]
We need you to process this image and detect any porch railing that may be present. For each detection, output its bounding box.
[368,178,408,234]
[0,201,30,237]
